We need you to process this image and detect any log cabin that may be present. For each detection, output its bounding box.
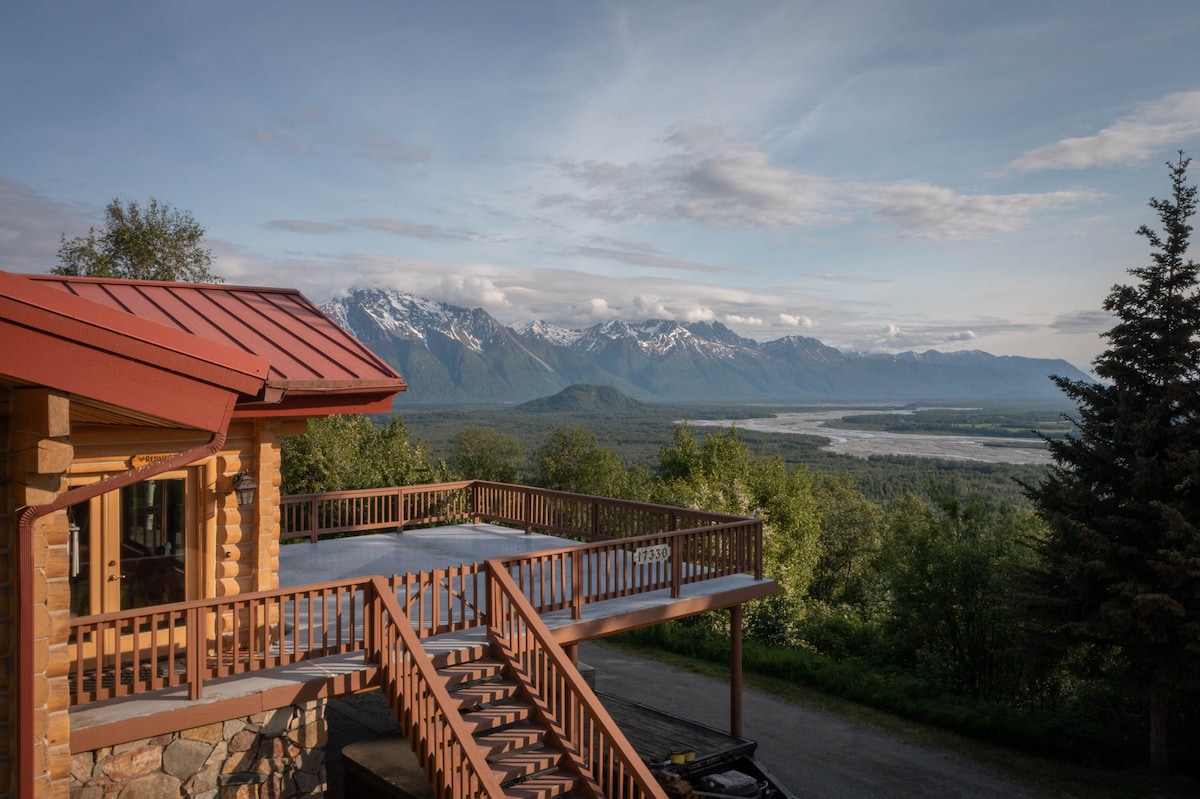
[1,270,776,799]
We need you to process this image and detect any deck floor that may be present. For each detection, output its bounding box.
[278,523,577,586]
[71,525,774,746]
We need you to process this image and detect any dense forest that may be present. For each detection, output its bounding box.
[280,404,1197,790]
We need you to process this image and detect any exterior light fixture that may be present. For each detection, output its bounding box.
[231,472,258,507]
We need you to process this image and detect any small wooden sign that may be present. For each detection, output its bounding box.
[130,453,178,468]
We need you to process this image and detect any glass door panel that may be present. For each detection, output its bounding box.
[118,478,187,610]
[68,473,194,617]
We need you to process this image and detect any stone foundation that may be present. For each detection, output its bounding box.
[69,701,327,799]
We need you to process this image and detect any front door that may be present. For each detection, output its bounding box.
[69,471,197,617]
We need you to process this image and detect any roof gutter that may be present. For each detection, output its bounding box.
[15,430,228,799]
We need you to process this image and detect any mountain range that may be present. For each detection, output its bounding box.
[322,287,1092,406]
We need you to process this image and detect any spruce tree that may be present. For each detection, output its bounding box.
[1026,153,1200,774]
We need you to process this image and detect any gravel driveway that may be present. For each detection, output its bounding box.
[324,640,1066,798]
[578,641,1064,799]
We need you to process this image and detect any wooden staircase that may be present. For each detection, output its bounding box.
[434,643,581,799]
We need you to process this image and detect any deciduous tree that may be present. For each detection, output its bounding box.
[449,426,524,483]
[282,415,446,494]
[1025,154,1200,773]
[531,425,628,498]
[54,197,222,282]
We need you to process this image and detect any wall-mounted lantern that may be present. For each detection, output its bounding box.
[231,471,258,507]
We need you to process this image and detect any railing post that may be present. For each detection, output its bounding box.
[397,485,406,532]
[671,537,682,599]
[571,553,584,620]
[524,486,532,534]
[309,495,318,544]
[591,499,599,542]
[754,519,764,579]
[187,605,203,700]
[364,581,378,663]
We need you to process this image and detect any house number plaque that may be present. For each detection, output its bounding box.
[632,544,671,565]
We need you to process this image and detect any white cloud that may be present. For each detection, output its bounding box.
[347,218,480,241]
[724,314,763,326]
[0,178,95,274]
[1008,90,1200,173]
[777,314,814,327]
[264,219,346,234]
[548,126,846,228]
[862,324,980,350]
[439,275,510,308]
[680,306,716,322]
[550,125,1099,240]
[1049,309,1114,334]
[632,296,672,318]
[571,244,727,273]
[861,182,1102,241]
[676,149,844,229]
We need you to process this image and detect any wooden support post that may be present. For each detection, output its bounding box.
[730,604,743,738]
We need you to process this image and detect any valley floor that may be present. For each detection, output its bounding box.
[691,409,1052,465]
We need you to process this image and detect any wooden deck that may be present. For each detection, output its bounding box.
[70,525,776,752]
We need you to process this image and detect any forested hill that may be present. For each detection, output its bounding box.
[323,287,1093,405]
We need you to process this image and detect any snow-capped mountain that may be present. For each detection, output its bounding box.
[321,288,1091,405]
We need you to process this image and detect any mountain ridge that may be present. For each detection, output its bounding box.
[323,287,1091,405]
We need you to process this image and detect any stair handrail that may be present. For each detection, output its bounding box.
[367,575,508,799]
[486,560,669,799]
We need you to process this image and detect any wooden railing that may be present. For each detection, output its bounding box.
[280,481,475,542]
[68,577,369,705]
[67,566,487,707]
[280,480,749,544]
[487,561,667,799]
[367,575,507,799]
[500,518,763,617]
[72,482,763,709]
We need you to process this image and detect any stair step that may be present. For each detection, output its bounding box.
[428,643,490,669]
[491,748,564,784]
[440,662,505,691]
[503,772,577,799]
[438,658,505,687]
[476,723,547,758]
[448,680,520,710]
[461,703,531,734]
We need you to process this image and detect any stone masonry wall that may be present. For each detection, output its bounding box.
[69,700,327,799]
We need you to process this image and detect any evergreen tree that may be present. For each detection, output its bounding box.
[1025,154,1200,773]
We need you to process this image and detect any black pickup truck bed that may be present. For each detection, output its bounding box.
[597,691,797,799]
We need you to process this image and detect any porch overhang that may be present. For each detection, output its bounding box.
[28,273,408,417]
[1,270,270,432]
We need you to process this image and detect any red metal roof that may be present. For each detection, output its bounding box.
[28,274,407,416]
[1,270,270,431]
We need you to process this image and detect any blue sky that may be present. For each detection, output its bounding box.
[3,1,1200,372]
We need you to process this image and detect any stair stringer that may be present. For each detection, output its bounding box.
[367,575,510,799]
[484,560,670,799]
[488,639,605,799]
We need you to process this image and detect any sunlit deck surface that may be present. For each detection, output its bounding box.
[71,524,774,745]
